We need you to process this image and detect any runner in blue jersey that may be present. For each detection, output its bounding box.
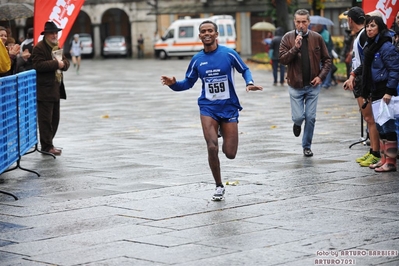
[161,20,263,201]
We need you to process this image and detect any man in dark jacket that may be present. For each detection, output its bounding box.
[32,21,70,155]
[279,9,331,157]
[269,27,285,86]
[17,28,34,73]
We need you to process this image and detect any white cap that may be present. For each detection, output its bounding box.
[366,10,383,17]
[366,10,387,23]
[73,34,79,38]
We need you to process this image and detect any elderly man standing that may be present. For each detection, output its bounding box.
[32,21,70,156]
[279,9,331,157]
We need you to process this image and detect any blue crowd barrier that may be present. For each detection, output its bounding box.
[0,70,38,176]
[0,75,18,174]
[17,70,38,156]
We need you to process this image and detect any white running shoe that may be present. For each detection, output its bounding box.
[212,186,225,201]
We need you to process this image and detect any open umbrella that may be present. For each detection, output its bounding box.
[251,21,276,32]
[0,3,34,21]
[338,12,348,20]
[309,15,334,26]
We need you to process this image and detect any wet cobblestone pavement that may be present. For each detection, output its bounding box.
[1,58,398,265]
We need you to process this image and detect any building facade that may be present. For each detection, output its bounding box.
[4,0,353,58]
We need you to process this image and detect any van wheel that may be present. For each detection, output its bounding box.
[159,50,168,60]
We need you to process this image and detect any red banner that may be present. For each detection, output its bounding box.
[34,0,85,48]
[363,0,399,28]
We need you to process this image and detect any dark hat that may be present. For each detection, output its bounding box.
[40,21,62,35]
[344,7,365,23]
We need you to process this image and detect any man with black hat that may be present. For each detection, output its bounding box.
[32,21,70,156]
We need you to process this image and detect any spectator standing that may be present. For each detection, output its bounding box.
[391,10,399,33]
[311,24,334,89]
[343,8,385,168]
[32,21,70,156]
[137,34,144,58]
[342,28,354,79]
[262,31,273,53]
[20,28,33,54]
[0,26,20,77]
[17,28,34,73]
[0,38,11,73]
[360,16,399,172]
[269,27,285,86]
[391,10,399,159]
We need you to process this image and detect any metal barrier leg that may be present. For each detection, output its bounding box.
[0,190,18,200]
[349,113,369,148]
[3,157,40,176]
[25,143,56,159]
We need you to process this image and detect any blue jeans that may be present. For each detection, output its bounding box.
[397,85,399,147]
[272,60,285,84]
[289,85,321,149]
[397,118,399,147]
[376,119,396,135]
[321,69,332,88]
[376,118,397,145]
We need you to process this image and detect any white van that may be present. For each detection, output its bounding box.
[154,15,236,59]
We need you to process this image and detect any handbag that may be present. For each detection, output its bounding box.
[0,40,11,73]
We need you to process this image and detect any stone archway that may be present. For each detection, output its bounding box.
[64,11,93,58]
[101,8,131,57]
[70,11,92,36]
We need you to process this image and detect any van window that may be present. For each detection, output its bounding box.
[227,25,233,37]
[164,29,174,39]
[218,24,225,37]
[178,26,194,38]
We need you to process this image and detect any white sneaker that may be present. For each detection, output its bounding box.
[212,186,225,201]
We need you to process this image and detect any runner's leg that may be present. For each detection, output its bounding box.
[200,115,222,185]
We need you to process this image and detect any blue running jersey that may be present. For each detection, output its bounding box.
[169,45,254,116]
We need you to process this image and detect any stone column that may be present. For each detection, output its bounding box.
[237,12,252,56]
[92,24,102,59]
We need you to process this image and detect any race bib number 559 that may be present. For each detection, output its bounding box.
[204,75,230,101]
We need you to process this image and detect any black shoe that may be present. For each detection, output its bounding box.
[303,148,313,157]
[293,124,301,137]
